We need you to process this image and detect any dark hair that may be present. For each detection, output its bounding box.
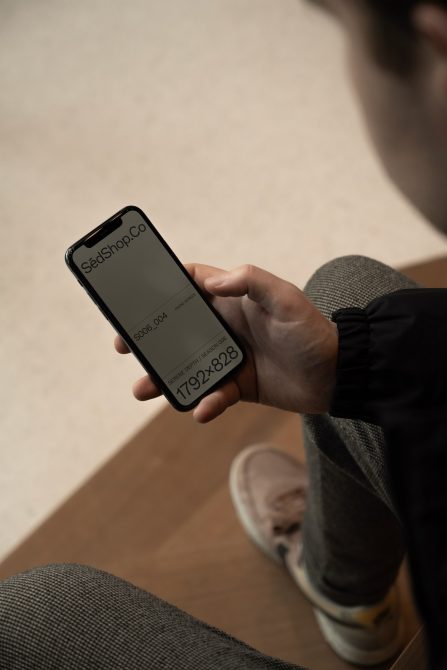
[363,1,447,74]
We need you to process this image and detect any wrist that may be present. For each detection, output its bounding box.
[324,321,339,410]
[307,320,339,414]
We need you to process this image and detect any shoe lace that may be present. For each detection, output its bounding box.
[267,487,306,536]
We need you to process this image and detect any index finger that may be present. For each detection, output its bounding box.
[114,334,130,354]
[183,262,227,295]
[203,263,301,316]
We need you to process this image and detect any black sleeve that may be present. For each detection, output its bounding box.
[330,288,447,670]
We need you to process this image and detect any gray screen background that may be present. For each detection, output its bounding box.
[72,210,243,405]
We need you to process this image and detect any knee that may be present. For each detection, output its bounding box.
[303,255,415,319]
[0,562,107,620]
[0,563,102,603]
[0,564,104,665]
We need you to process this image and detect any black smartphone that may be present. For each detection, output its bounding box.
[65,205,246,411]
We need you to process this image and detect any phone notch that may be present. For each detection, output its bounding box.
[84,216,123,248]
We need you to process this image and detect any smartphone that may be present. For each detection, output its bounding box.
[65,205,245,411]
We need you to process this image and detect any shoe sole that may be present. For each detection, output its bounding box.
[289,558,405,666]
[229,444,283,564]
[314,608,405,667]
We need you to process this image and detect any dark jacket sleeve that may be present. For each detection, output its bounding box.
[330,288,447,670]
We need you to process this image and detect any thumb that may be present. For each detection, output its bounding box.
[204,264,298,315]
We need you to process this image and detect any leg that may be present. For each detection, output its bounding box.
[0,563,305,670]
[301,255,420,606]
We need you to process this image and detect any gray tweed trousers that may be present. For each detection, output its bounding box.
[0,256,418,669]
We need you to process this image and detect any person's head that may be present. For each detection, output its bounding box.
[312,1,447,232]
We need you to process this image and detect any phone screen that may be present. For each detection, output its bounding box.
[70,208,244,407]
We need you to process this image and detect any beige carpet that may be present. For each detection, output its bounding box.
[2,0,447,563]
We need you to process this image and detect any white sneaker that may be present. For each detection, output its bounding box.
[229,443,405,666]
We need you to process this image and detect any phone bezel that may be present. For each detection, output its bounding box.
[65,205,246,412]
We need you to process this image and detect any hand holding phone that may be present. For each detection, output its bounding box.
[66,206,246,412]
[116,262,339,423]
